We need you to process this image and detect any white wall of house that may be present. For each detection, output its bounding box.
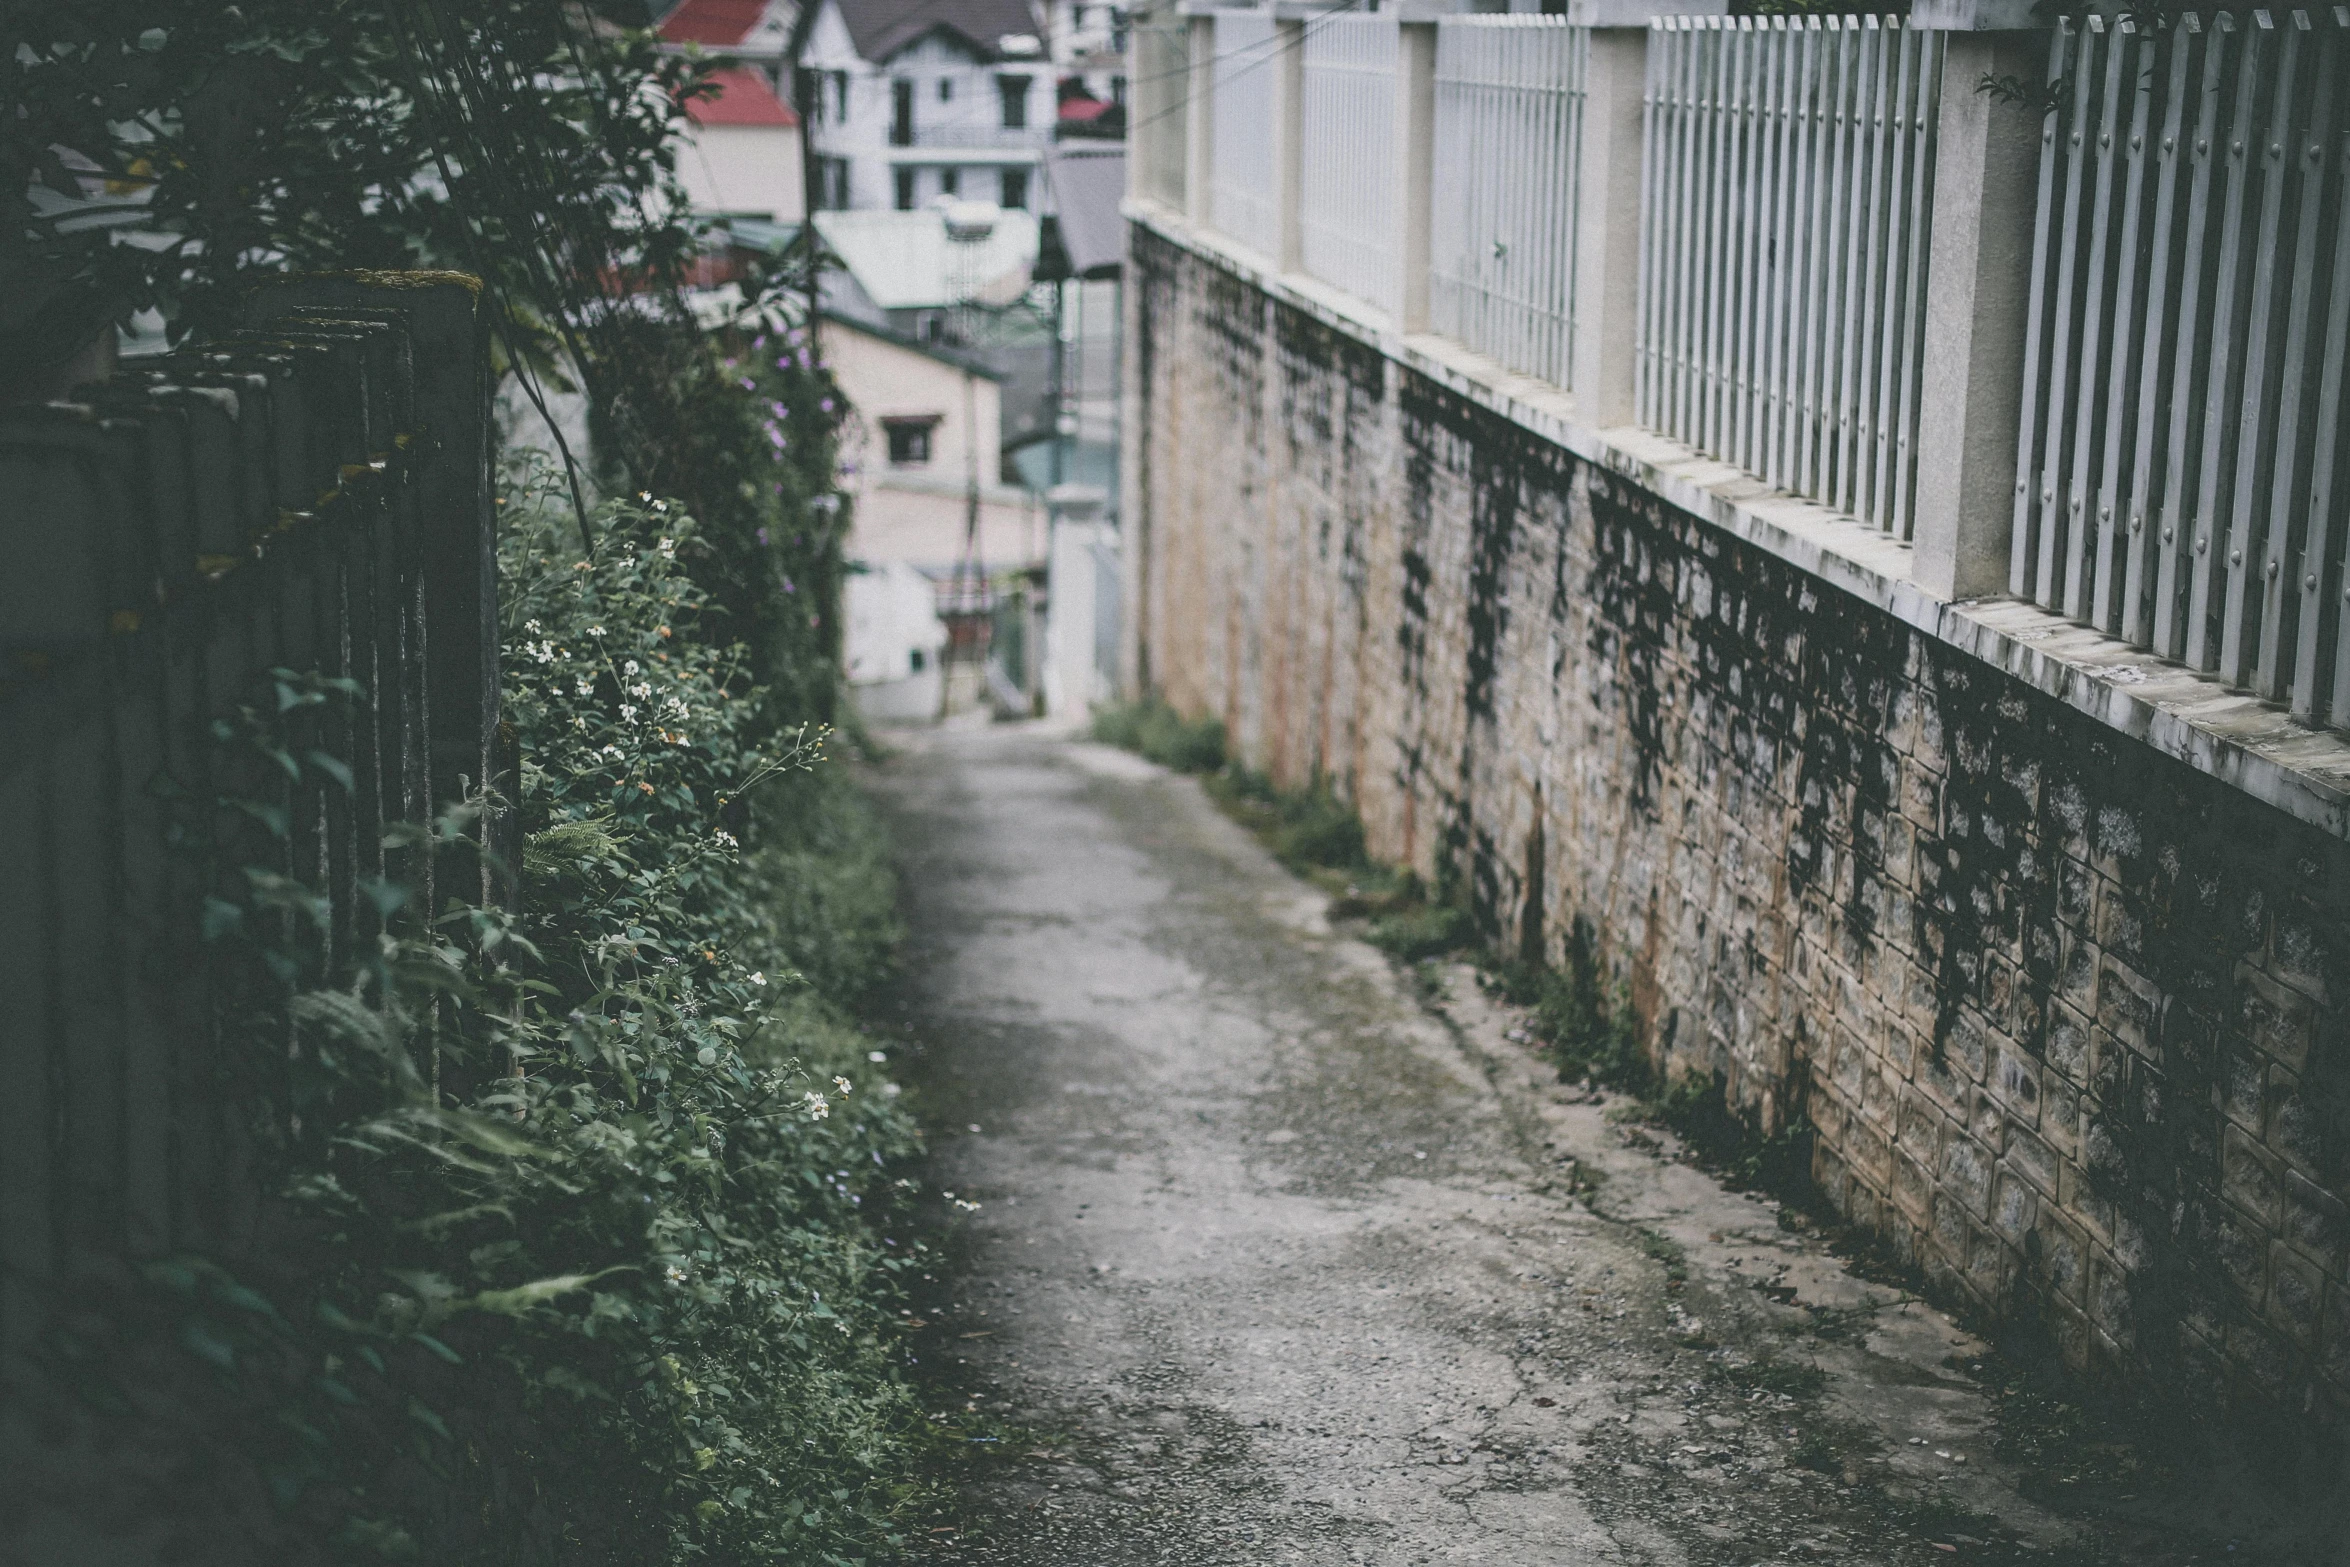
[675,123,805,221]
[830,320,1003,490]
[827,316,1041,570]
[844,559,949,722]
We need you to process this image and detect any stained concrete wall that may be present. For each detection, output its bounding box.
[1128,225,2350,1424]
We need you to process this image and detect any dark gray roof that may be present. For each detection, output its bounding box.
[837,0,1040,63]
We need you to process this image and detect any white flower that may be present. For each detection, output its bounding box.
[715,828,740,849]
[802,1091,830,1121]
[866,1050,886,1063]
[832,1076,852,1095]
[586,625,607,638]
[573,716,587,731]
[600,744,623,761]
[630,682,652,698]
[576,679,593,696]
[652,500,668,513]
[623,660,639,676]
[748,971,766,986]
[663,1264,687,1285]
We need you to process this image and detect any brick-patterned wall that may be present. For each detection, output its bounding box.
[1131,227,2350,1421]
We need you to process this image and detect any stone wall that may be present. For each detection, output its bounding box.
[1128,225,2350,1423]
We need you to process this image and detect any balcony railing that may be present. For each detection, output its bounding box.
[891,122,1057,151]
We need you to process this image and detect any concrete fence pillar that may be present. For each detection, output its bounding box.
[1394,21,1438,333]
[1569,24,1649,425]
[1273,18,1306,273]
[1911,30,2045,601]
[1185,16,1216,227]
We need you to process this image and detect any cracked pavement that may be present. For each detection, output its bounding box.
[862,722,2315,1567]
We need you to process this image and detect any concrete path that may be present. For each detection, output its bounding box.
[863,724,2294,1567]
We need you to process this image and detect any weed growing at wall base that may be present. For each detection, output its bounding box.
[1090,698,1226,773]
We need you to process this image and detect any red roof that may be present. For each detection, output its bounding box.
[685,67,800,127]
[1058,97,1110,124]
[658,0,768,46]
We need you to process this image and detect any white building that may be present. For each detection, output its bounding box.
[801,0,1052,214]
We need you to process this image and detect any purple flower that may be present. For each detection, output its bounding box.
[757,527,769,545]
[739,376,756,391]
[783,578,796,594]
[820,399,834,413]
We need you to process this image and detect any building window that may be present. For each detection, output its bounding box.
[894,166,916,210]
[940,166,960,197]
[884,417,940,466]
[891,78,913,145]
[1111,74,1127,106]
[997,74,1031,130]
[814,156,851,209]
[832,70,850,120]
[938,77,954,102]
[1000,167,1029,210]
[909,647,927,674]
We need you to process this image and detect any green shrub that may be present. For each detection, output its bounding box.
[1533,921,1649,1092]
[1270,788,1366,872]
[100,483,935,1566]
[1092,698,1226,772]
[1369,903,1476,961]
[1656,1069,1816,1197]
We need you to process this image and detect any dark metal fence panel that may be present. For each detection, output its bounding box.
[0,275,492,1359]
[2012,9,2350,722]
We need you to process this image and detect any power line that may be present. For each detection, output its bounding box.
[1118,0,1364,143]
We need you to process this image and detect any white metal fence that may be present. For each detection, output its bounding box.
[1300,15,1400,314]
[2012,9,2350,723]
[1139,6,2350,730]
[1637,16,1945,538]
[1212,9,1283,259]
[1430,17,1588,389]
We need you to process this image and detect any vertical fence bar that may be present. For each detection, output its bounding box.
[2259,20,2339,699]
[2219,12,2304,685]
[2184,15,2269,672]
[2091,20,2155,634]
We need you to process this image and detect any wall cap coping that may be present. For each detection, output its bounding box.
[1125,196,2350,842]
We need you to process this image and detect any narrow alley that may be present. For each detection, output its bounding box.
[867,726,2317,1567]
